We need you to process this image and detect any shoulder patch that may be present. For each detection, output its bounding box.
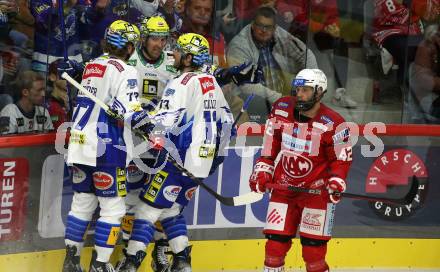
[277,102,289,108]
[320,115,334,124]
[83,63,107,79]
[332,128,350,143]
[108,60,125,72]
[181,73,196,85]
[164,88,175,96]
[198,76,215,94]
[166,65,177,73]
[127,59,137,66]
[274,109,288,118]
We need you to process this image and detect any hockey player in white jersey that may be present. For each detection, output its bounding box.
[123,15,263,272]
[116,33,234,272]
[124,15,176,272]
[62,20,148,272]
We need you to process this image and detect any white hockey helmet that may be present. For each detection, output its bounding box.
[293,68,327,93]
[292,68,327,111]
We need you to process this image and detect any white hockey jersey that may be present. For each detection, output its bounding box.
[128,48,177,105]
[0,104,53,134]
[67,55,141,167]
[153,72,234,178]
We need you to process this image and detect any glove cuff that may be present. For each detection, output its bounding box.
[328,176,346,192]
[254,157,274,176]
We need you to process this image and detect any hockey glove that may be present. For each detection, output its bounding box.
[231,63,264,86]
[57,59,84,78]
[249,157,274,193]
[131,110,153,135]
[327,177,346,204]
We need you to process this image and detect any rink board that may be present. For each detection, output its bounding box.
[0,239,439,271]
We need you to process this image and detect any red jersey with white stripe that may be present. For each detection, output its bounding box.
[371,0,424,45]
[262,96,352,192]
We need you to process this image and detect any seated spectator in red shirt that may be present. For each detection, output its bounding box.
[371,0,430,82]
[47,60,68,130]
[0,70,53,134]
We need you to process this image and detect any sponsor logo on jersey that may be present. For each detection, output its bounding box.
[282,133,312,153]
[366,149,428,220]
[181,73,196,85]
[83,63,107,79]
[144,171,168,202]
[332,128,350,144]
[199,77,215,94]
[199,145,215,158]
[164,88,175,96]
[93,172,114,190]
[72,166,86,184]
[70,131,86,144]
[264,202,287,231]
[278,102,289,108]
[143,79,158,96]
[116,168,126,197]
[281,151,313,178]
[108,59,124,72]
[299,207,326,236]
[185,187,197,200]
[203,99,216,109]
[16,118,24,127]
[127,79,137,89]
[127,59,137,66]
[126,164,143,183]
[320,115,333,124]
[36,115,47,124]
[274,109,288,118]
[163,185,182,202]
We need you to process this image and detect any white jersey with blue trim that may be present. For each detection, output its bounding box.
[154,71,234,178]
[128,48,177,105]
[67,55,141,167]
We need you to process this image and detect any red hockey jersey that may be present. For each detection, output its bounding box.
[261,97,352,191]
[371,0,425,45]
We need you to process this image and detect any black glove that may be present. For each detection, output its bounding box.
[214,62,264,87]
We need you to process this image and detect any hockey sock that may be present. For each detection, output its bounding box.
[126,219,155,255]
[94,220,121,262]
[302,245,329,272]
[161,214,188,253]
[64,215,89,256]
[264,238,292,268]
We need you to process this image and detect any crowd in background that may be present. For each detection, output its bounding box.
[1,0,440,135]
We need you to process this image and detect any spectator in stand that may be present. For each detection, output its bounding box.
[46,60,68,129]
[227,6,317,123]
[0,0,19,42]
[371,0,429,83]
[180,0,226,67]
[30,0,86,73]
[409,24,440,123]
[0,70,53,134]
[277,0,357,108]
[180,0,249,122]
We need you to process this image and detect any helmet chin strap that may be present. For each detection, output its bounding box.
[295,87,326,112]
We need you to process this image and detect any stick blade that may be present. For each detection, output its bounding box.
[232,192,264,206]
[403,175,420,205]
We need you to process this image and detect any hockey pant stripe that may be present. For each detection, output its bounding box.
[65,215,89,242]
[161,214,187,240]
[94,220,121,248]
[130,219,155,245]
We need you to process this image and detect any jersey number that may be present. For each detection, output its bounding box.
[338,147,353,161]
[203,110,217,144]
[72,103,94,130]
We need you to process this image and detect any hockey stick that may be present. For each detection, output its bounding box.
[62,73,263,206]
[266,176,419,206]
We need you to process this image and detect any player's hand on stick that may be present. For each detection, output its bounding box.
[327,177,346,204]
[249,157,274,194]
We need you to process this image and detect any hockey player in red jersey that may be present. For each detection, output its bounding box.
[248,68,352,272]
